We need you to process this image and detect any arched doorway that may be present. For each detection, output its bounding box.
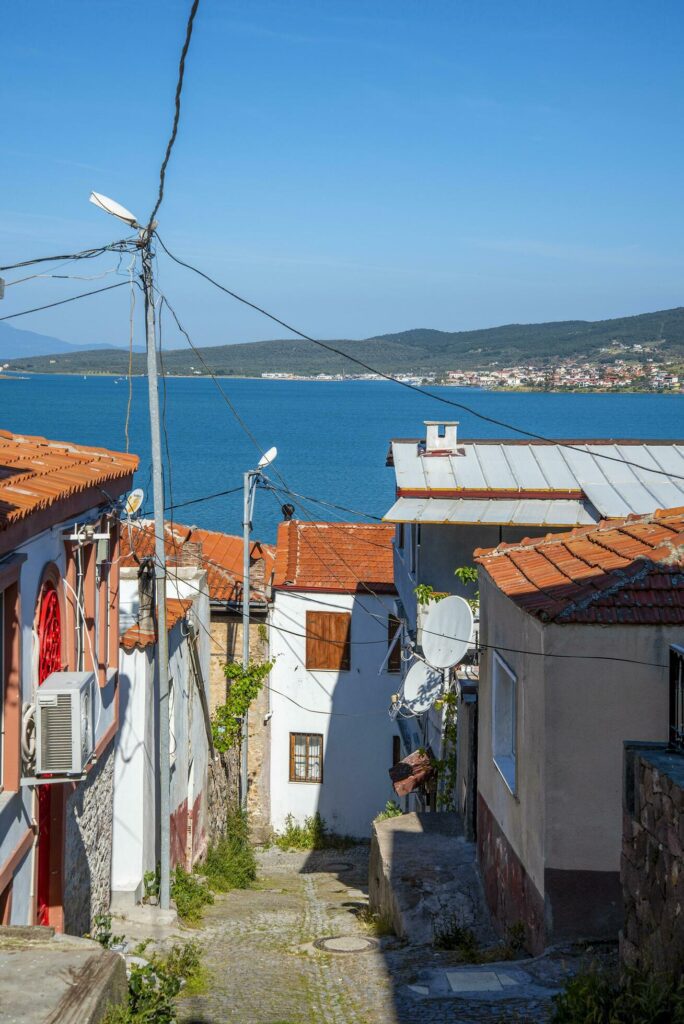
[36,581,62,926]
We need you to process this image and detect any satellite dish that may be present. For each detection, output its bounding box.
[124,488,145,517]
[258,446,278,469]
[402,660,443,715]
[89,192,140,228]
[422,595,474,669]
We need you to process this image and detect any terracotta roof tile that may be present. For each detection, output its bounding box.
[273,521,396,593]
[120,597,194,651]
[475,506,684,625]
[120,521,275,605]
[0,430,138,533]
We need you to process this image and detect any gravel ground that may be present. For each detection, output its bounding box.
[176,845,615,1024]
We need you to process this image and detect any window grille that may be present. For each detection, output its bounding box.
[669,646,684,752]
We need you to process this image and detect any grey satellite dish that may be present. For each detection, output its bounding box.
[402,660,443,715]
[421,595,474,669]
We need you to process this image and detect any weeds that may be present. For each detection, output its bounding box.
[432,915,526,962]
[274,813,354,850]
[550,966,684,1023]
[355,906,395,937]
[171,865,214,925]
[198,811,257,892]
[374,801,403,822]
[87,912,125,950]
[102,940,206,1024]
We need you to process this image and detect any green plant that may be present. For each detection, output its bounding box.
[143,867,159,902]
[198,811,257,892]
[550,966,684,1024]
[275,813,328,850]
[356,906,395,936]
[374,800,403,821]
[433,918,479,958]
[170,865,214,924]
[87,912,124,949]
[433,689,458,811]
[454,564,479,612]
[414,584,447,606]
[212,660,273,753]
[102,940,207,1024]
[257,623,268,645]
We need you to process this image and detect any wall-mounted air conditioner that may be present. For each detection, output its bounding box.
[36,672,95,777]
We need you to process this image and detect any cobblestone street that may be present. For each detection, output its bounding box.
[175,845,580,1024]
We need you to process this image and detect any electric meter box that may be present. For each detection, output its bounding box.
[35,672,96,777]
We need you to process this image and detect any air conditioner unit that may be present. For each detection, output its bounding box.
[36,672,95,777]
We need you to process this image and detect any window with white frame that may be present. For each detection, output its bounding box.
[492,652,516,793]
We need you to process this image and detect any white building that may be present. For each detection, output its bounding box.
[0,430,136,932]
[111,540,213,907]
[268,521,400,839]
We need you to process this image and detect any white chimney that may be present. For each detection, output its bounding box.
[424,421,459,453]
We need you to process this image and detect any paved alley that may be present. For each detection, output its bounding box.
[175,845,580,1024]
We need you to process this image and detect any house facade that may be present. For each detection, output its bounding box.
[111,556,213,908]
[268,521,400,839]
[119,521,275,838]
[0,430,136,932]
[383,422,684,817]
[474,506,684,953]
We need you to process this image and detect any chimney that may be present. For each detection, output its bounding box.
[137,558,156,633]
[424,421,459,453]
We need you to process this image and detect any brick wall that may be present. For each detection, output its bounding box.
[622,744,684,972]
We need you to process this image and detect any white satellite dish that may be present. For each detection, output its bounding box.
[258,446,278,469]
[89,192,140,228]
[124,488,145,517]
[402,660,443,715]
[422,595,474,669]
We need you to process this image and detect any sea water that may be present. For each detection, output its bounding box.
[1,374,682,540]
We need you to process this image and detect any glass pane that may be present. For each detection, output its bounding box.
[308,735,321,781]
[293,734,307,779]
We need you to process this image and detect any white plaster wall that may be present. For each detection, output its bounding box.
[268,590,400,838]
[544,623,672,873]
[477,575,547,896]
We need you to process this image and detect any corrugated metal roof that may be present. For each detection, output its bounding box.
[389,439,684,521]
[384,497,596,527]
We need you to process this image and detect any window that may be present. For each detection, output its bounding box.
[387,614,401,673]
[305,611,351,671]
[492,652,516,793]
[289,733,323,783]
[396,524,404,550]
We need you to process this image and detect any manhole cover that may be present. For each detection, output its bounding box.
[314,935,379,954]
[322,861,354,873]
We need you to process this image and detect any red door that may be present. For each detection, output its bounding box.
[36,583,62,926]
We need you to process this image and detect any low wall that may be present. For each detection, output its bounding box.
[621,743,684,972]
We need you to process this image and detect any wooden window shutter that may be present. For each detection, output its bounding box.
[306,611,351,671]
[388,614,401,673]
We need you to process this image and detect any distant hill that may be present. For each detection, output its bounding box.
[0,322,143,361]
[6,307,684,376]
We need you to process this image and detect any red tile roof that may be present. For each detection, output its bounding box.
[121,597,193,651]
[120,521,275,605]
[0,430,137,533]
[273,521,396,593]
[475,506,684,624]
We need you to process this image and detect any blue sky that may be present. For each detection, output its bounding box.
[2,0,684,349]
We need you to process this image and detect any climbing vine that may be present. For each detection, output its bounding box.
[433,690,458,811]
[211,660,273,753]
[454,565,479,612]
[414,584,447,606]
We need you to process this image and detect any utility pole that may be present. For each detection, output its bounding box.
[88,193,172,911]
[241,470,253,811]
[141,234,171,912]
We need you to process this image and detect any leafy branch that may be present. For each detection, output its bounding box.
[211,660,273,753]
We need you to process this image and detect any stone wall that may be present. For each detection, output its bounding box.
[208,612,271,840]
[63,742,114,936]
[621,743,684,972]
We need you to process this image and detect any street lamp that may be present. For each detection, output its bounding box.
[241,447,277,809]
[89,191,172,914]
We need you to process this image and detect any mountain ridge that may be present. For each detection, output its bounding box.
[5,306,684,376]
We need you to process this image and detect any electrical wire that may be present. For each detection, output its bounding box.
[124,255,137,452]
[0,241,135,273]
[0,280,129,322]
[147,0,201,231]
[155,233,684,484]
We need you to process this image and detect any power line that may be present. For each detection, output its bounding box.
[0,240,135,273]
[155,233,684,484]
[0,280,130,322]
[147,0,201,230]
[263,481,383,522]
